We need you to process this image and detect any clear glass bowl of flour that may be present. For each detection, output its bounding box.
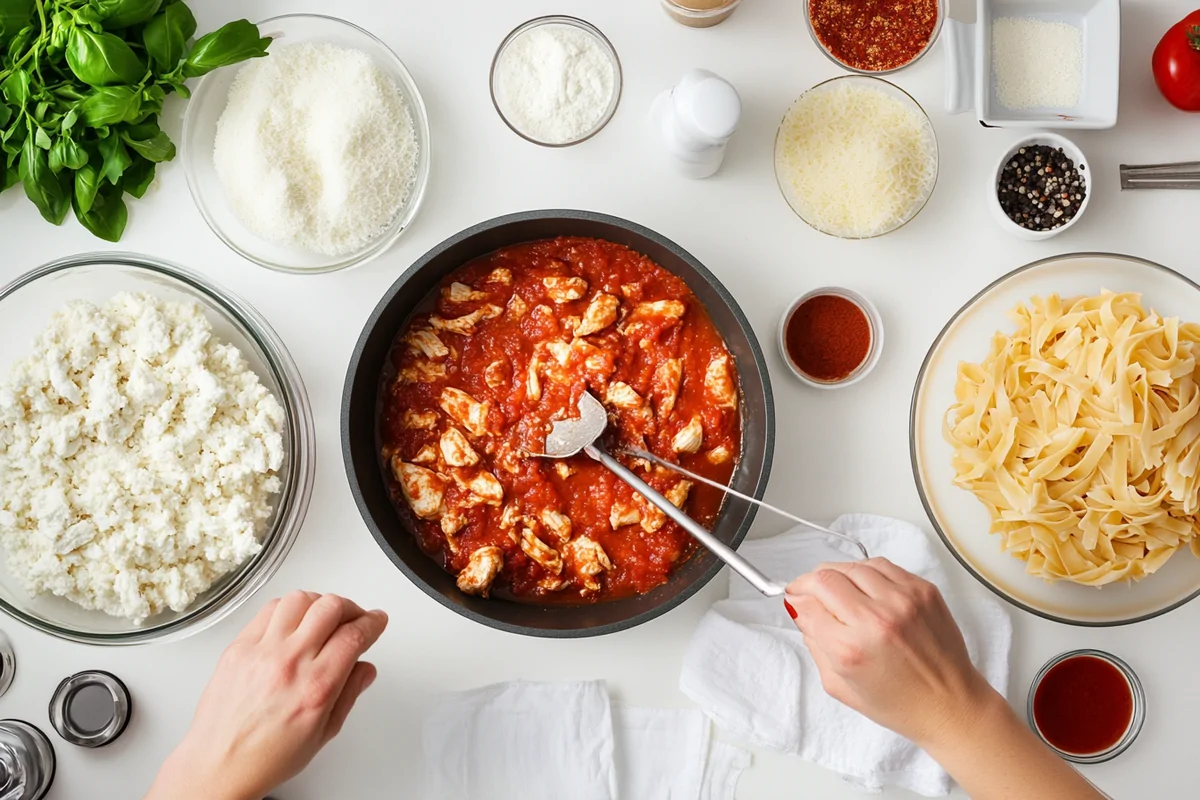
[182,14,431,274]
[490,16,623,147]
[0,254,316,645]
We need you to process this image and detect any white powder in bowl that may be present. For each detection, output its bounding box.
[493,23,617,145]
[214,42,420,257]
[992,18,1083,110]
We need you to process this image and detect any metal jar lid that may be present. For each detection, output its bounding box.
[0,720,55,800]
[49,671,132,748]
[0,632,15,699]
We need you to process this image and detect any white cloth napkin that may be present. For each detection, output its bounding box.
[423,680,749,800]
[680,514,1012,797]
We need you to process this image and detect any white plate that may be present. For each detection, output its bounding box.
[911,253,1200,625]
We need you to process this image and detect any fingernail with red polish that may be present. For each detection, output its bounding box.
[784,600,798,620]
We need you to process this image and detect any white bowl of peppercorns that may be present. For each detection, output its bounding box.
[991,133,1090,240]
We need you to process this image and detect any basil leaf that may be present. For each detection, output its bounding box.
[97,131,131,183]
[80,85,141,126]
[48,9,72,52]
[19,136,70,224]
[33,125,50,149]
[66,27,146,86]
[120,154,153,197]
[73,180,127,241]
[182,20,270,78]
[0,162,17,192]
[0,102,11,129]
[0,0,32,47]
[142,1,194,73]
[49,135,88,172]
[94,0,162,30]
[1,68,29,106]
[61,107,78,131]
[120,119,173,162]
[74,160,101,214]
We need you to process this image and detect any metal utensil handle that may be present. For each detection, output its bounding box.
[585,444,788,597]
[1120,163,1200,190]
[623,447,870,559]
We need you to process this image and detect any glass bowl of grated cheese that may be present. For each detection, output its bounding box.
[0,254,316,645]
[182,14,431,274]
[774,75,939,239]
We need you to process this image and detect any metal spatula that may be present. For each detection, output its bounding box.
[537,392,861,597]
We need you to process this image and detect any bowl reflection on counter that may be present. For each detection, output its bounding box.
[0,254,316,645]
[341,210,775,638]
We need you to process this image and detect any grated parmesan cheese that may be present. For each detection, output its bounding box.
[774,82,937,239]
[214,43,420,257]
[992,18,1083,110]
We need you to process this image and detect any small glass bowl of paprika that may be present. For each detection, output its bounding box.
[1027,649,1145,764]
[779,288,883,389]
[804,0,946,75]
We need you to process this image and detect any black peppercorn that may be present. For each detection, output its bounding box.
[997,145,1087,232]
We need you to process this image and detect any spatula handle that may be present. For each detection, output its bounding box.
[585,443,788,598]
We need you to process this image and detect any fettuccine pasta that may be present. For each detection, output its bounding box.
[944,291,1200,586]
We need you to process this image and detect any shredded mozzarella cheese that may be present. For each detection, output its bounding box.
[775,82,937,239]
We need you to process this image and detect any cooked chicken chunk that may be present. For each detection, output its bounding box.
[404,329,449,359]
[606,382,645,412]
[562,316,582,336]
[554,461,576,480]
[705,445,732,465]
[443,282,487,303]
[566,536,613,592]
[610,500,642,529]
[495,442,522,474]
[520,529,563,574]
[545,340,572,367]
[411,444,438,465]
[402,409,439,430]
[507,293,529,318]
[541,509,572,543]
[527,355,542,401]
[440,427,480,467]
[396,359,447,384]
[575,293,620,337]
[543,276,588,303]
[485,361,507,390]
[632,299,687,323]
[665,480,693,509]
[441,507,468,540]
[620,283,640,299]
[640,499,667,533]
[430,304,502,336]
[653,358,682,418]
[705,354,738,409]
[440,388,490,437]
[672,416,704,454]
[456,546,504,597]
[392,460,445,520]
[466,470,504,506]
[539,576,570,592]
[486,268,512,285]
[498,501,522,530]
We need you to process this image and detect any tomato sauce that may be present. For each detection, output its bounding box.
[379,237,742,602]
[1032,655,1134,755]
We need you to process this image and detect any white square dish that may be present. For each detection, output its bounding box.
[944,0,1120,129]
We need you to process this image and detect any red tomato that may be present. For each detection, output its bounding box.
[1153,10,1200,111]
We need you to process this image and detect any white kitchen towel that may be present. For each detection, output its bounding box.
[422,680,617,800]
[423,681,750,799]
[680,514,1012,797]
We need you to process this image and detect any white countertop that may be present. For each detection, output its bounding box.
[2,0,1197,797]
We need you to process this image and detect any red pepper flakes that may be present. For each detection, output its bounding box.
[809,0,940,72]
[785,294,872,382]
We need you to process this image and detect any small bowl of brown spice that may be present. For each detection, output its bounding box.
[779,288,884,389]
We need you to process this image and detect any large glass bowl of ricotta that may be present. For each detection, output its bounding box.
[181,14,432,274]
[0,254,315,645]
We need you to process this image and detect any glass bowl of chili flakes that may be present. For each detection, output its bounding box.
[805,0,947,75]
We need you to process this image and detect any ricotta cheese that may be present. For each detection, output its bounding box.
[0,293,286,623]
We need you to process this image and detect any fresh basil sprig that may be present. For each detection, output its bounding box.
[0,0,270,241]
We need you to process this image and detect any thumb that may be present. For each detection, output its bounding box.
[323,661,377,743]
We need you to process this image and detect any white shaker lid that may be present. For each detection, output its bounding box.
[674,70,741,143]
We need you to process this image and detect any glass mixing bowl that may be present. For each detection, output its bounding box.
[0,254,315,644]
[182,14,431,274]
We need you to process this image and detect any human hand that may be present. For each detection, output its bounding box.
[146,592,389,800]
[785,558,996,748]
